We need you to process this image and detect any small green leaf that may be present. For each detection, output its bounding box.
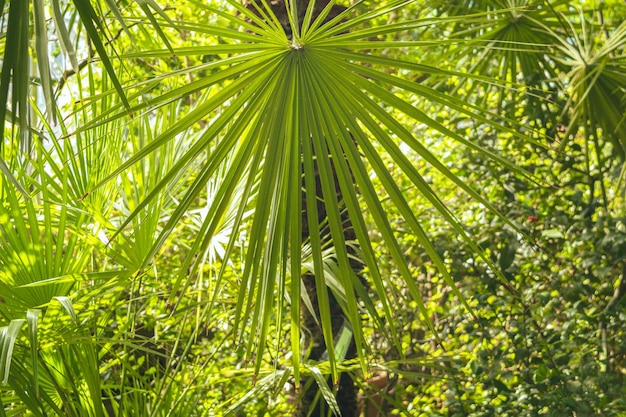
[541,229,563,239]
[26,309,40,397]
[54,296,77,324]
[0,319,26,384]
[51,0,79,72]
[33,0,57,124]
[308,365,341,416]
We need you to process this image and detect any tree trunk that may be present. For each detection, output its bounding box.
[244,2,359,414]
[299,155,360,417]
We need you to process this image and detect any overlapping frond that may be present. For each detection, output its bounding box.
[6,0,616,413]
[67,0,538,382]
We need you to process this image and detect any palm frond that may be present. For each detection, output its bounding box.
[70,1,544,384]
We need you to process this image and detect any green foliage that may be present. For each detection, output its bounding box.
[0,0,625,415]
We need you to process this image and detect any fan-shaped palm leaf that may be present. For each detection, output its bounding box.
[0,0,563,413]
[78,0,534,385]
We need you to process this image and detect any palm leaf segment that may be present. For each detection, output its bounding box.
[96,0,522,379]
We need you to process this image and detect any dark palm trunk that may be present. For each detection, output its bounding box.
[299,155,360,417]
[245,2,359,414]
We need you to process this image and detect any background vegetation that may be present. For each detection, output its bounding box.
[1,0,625,415]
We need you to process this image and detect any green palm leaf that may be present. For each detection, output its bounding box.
[8,0,618,414]
[76,0,537,386]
